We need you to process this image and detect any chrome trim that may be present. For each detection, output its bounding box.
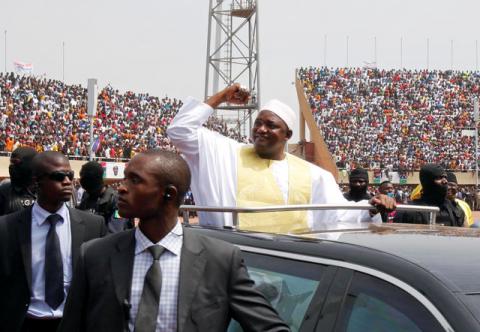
[180,203,439,213]
[237,244,454,332]
[180,204,440,225]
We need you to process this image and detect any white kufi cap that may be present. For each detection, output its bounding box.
[260,99,296,131]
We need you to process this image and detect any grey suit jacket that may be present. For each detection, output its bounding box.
[59,227,290,332]
[0,206,107,332]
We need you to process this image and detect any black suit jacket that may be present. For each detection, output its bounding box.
[394,198,465,226]
[59,227,290,332]
[0,206,107,332]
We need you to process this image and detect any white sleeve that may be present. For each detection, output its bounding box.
[166,96,241,228]
[309,166,380,231]
[166,97,214,157]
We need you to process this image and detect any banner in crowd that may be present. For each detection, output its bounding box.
[363,61,377,69]
[100,161,126,179]
[92,138,101,153]
[373,170,408,184]
[13,60,33,74]
[461,129,476,137]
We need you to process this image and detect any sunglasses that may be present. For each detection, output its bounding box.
[43,170,75,182]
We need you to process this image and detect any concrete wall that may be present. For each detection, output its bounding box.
[0,157,126,179]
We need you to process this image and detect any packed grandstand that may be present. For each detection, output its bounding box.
[0,72,246,160]
[2,68,480,173]
[298,67,480,171]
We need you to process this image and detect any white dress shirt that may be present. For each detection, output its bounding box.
[129,221,183,332]
[28,202,72,318]
[270,158,289,203]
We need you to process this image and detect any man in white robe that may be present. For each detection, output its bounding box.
[167,84,394,232]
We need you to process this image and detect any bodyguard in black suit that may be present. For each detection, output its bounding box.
[0,151,106,332]
[59,150,289,332]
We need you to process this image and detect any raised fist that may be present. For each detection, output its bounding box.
[224,84,250,105]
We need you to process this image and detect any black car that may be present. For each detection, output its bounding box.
[187,223,480,332]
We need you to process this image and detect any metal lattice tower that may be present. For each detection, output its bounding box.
[205,0,260,137]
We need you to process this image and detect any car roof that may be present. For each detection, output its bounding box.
[187,223,480,321]
[188,223,480,293]
[304,224,480,322]
[299,223,480,294]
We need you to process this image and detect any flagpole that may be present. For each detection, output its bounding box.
[4,30,6,73]
[346,35,349,67]
[451,39,454,70]
[324,34,327,67]
[62,41,65,82]
[426,38,430,70]
[400,37,403,68]
[476,40,478,71]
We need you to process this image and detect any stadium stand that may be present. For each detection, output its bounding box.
[298,67,480,171]
[0,72,245,159]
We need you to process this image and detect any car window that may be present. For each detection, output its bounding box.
[335,272,444,332]
[228,251,326,332]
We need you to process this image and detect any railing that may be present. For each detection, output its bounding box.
[179,204,440,229]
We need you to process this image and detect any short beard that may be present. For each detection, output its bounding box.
[254,145,285,160]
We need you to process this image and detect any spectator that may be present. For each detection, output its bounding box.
[77,161,133,232]
[0,146,37,215]
[378,180,397,222]
[394,164,464,226]
[446,172,473,227]
[344,168,372,202]
[298,67,479,171]
[0,72,243,159]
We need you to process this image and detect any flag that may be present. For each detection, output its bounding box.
[461,129,476,137]
[363,61,377,69]
[13,61,34,74]
[92,137,101,153]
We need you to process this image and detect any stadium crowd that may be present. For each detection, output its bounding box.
[0,72,244,159]
[299,67,480,171]
[0,74,479,331]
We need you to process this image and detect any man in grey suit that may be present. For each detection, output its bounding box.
[0,151,106,332]
[59,149,289,332]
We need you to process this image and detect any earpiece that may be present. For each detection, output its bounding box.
[163,185,176,201]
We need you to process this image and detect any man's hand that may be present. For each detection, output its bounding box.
[368,194,396,215]
[206,83,250,109]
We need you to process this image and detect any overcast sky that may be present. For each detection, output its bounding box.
[1,0,479,138]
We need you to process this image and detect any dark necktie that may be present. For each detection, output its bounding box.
[134,245,165,332]
[44,213,64,310]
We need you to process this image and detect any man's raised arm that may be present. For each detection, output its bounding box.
[167,84,249,156]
